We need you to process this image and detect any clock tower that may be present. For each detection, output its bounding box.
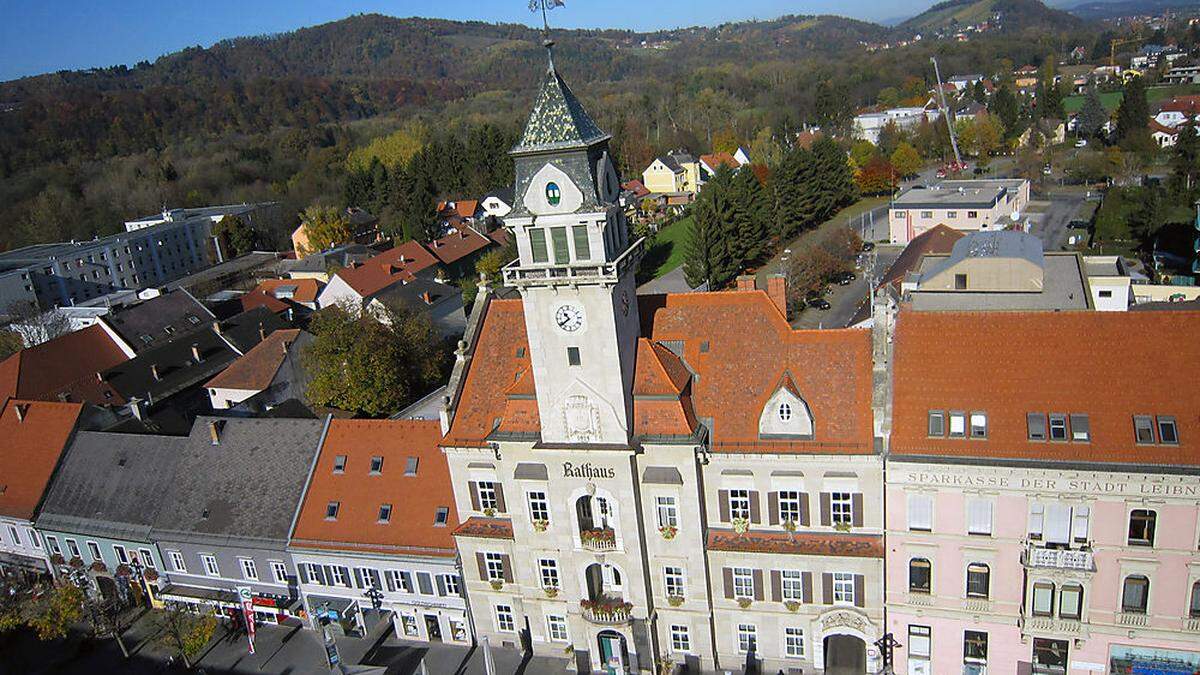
[502,55,643,447]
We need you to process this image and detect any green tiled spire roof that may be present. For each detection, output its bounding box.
[513,66,610,154]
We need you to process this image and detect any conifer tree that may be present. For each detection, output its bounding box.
[729,167,772,265]
[1115,76,1148,144]
[682,184,730,289]
[1076,88,1109,140]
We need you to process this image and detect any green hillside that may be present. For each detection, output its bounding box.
[897,0,1085,34]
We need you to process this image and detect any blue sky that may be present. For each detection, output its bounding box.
[0,0,943,81]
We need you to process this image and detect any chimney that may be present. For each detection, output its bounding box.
[14,403,28,422]
[258,323,266,341]
[150,364,161,381]
[736,275,757,292]
[766,274,788,319]
[208,420,224,445]
[191,343,202,363]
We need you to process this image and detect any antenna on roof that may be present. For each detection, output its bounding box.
[529,0,565,70]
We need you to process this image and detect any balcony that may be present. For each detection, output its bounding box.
[1184,618,1200,632]
[1024,545,1094,572]
[580,596,632,625]
[963,598,992,613]
[1023,616,1083,635]
[1117,612,1148,627]
[502,238,645,289]
[580,528,617,552]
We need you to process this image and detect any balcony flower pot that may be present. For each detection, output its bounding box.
[737,597,752,609]
[732,517,750,535]
[581,528,616,546]
[115,564,132,578]
[49,553,65,566]
[143,568,159,582]
[667,595,684,607]
[782,519,797,533]
[68,556,84,569]
[784,600,801,612]
[658,525,677,540]
[833,521,852,533]
[581,596,633,620]
[483,507,497,518]
[532,519,550,533]
[544,586,559,598]
[89,560,108,573]
[490,579,504,591]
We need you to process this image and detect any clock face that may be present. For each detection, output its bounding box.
[555,304,584,332]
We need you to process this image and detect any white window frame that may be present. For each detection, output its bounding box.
[385,569,406,593]
[908,493,933,531]
[781,570,803,601]
[732,567,755,599]
[778,490,802,525]
[443,574,461,596]
[538,558,559,589]
[737,624,757,654]
[495,604,515,633]
[527,491,550,523]
[670,624,691,653]
[86,541,102,562]
[240,558,259,581]
[137,548,155,568]
[729,489,751,521]
[656,496,678,529]
[201,554,220,577]
[830,492,853,525]
[28,529,42,550]
[66,538,80,558]
[546,614,568,642]
[484,553,505,582]
[270,561,288,584]
[169,550,186,572]
[664,566,685,597]
[46,535,61,555]
[785,626,806,658]
[477,481,498,511]
[328,565,348,587]
[113,544,129,564]
[966,498,993,535]
[833,572,855,605]
[948,411,966,438]
[909,625,931,659]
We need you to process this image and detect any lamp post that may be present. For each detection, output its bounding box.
[364,586,384,612]
[874,632,901,674]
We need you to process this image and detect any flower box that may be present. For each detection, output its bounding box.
[658,525,678,540]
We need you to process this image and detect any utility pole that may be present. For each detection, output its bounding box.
[930,56,963,167]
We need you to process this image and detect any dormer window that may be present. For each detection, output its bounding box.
[758,374,813,439]
[545,182,562,206]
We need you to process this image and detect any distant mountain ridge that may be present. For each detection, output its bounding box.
[1063,0,1199,19]
[896,0,1085,34]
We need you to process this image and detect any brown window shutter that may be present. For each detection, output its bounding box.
[854,574,865,608]
[718,490,730,523]
[753,569,764,601]
[822,572,834,604]
[770,570,782,602]
[768,492,779,526]
[723,567,734,599]
[800,493,811,526]
[475,552,487,581]
[852,493,864,527]
[469,481,480,511]
[500,554,514,583]
[749,491,761,524]
[820,493,831,526]
[494,484,507,513]
[801,571,813,603]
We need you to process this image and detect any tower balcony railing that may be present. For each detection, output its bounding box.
[1023,544,1094,572]
[502,238,645,288]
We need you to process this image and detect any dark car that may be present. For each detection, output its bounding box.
[861,241,875,252]
[809,297,831,310]
[836,271,857,285]
[1067,220,1090,230]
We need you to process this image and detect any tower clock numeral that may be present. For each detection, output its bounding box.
[555,305,584,332]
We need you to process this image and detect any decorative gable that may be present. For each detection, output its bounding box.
[758,373,814,439]
[523,163,583,216]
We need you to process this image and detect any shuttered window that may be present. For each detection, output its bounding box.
[908,494,933,531]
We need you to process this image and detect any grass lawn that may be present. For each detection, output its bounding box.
[1063,91,1123,114]
[1148,83,1200,105]
[641,215,693,280]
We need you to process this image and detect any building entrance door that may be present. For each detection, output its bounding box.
[824,634,866,674]
[598,631,627,675]
[423,615,441,641]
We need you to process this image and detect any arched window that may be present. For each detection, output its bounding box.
[909,558,931,594]
[1190,581,1200,619]
[1060,584,1083,620]
[1122,575,1149,614]
[966,563,990,599]
[778,402,792,422]
[545,182,562,206]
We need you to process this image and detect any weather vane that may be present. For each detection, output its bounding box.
[528,0,565,68]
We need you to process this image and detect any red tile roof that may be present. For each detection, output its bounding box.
[0,326,128,405]
[700,152,739,170]
[622,180,650,198]
[1158,95,1200,114]
[881,224,964,290]
[251,278,322,305]
[707,529,884,558]
[444,292,874,454]
[438,200,479,220]
[334,241,440,298]
[290,419,459,557]
[892,310,1200,465]
[453,517,515,540]
[1149,120,1179,135]
[427,227,493,266]
[239,290,291,315]
[0,400,82,520]
[204,329,300,391]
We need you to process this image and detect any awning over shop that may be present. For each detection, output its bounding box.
[0,550,50,573]
[305,594,357,621]
[159,583,238,608]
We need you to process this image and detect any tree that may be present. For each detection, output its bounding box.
[6,301,71,347]
[154,601,217,669]
[23,582,84,641]
[814,79,850,132]
[773,146,819,241]
[972,80,988,104]
[213,214,256,258]
[1076,88,1109,140]
[989,85,1020,137]
[890,142,922,178]
[297,205,351,256]
[0,331,22,361]
[855,156,897,196]
[848,140,877,170]
[1172,123,1199,192]
[748,127,784,169]
[1115,75,1148,145]
[684,169,738,288]
[302,301,449,416]
[728,166,773,267]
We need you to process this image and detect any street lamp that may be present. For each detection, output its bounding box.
[874,633,901,674]
[363,586,384,611]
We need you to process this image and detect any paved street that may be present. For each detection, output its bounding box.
[1025,188,1088,252]
[792,246,901,329]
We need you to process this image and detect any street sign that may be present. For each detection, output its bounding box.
[236,586,256,655]
[324,631,341,667]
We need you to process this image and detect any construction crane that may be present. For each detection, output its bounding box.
[1109,36,1143,67]
[930,56,963,170]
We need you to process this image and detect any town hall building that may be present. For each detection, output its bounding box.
[439,44,883,674]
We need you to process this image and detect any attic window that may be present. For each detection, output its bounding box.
[140,335,154,345]
[325,502,340,520]
[187,315,200,325]
[778,402,792,422]
[405,457,419,476]
[434,507,450,526]
[378,504,392,523]
[545,182,562,206]
[333,455,346,474]
[201,508,210,520]
[117,457,127,467]
[516,347,526,358]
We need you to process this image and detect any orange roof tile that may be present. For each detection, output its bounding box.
[334,241,440,298]
[427,227,493,266]
[700,152,738,170]
[445,292,874,453]
[0,400,82,520]
[892,310,1200,465]
[0,326,128,405]
[453,517,515,540]
[707,529,884,558]
[204,329,301,391]
[290,419,459,557]
[251,278,322,305]
[239,290,290,314]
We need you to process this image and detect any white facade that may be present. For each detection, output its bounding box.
[0,515,51,576]
[853,107,939,145]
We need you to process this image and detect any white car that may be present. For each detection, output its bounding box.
[1075,139,1087,148]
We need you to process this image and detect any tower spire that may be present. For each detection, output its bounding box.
[529,0,563,70]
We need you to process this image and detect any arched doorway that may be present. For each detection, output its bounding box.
[596,629,629,675]
[824,634,866,674]
[95,575,120,603]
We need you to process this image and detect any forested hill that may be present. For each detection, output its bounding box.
[896,0,1085,34]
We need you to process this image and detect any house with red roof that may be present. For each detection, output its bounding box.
[0,324,129,406]
[288,419,469,643]
[0,400,82,579]
[1153,95,1200,128]
[437,49,882,674]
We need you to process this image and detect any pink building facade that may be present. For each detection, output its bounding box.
[886,461,1200,675]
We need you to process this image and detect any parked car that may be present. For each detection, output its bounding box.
[808,297,831,310]
[835,271,857,285]
[1067,219,1089,230]
[1042,164,1053,175]
[861,241,876,252]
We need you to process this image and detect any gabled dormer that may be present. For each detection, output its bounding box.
[758,372,814,439]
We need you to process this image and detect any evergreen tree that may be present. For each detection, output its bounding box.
[774,146,820,241]
[393,157,439,243]
[972,80,987,104]
[812,137,857,215]
[683,189,729,289]
[729,166,772,265]
[1042,81,1065,120]
[1115,76,1148,144]
[989,85,1020,137]
[1076,88,1109,140]
[1173,123,1199,192]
